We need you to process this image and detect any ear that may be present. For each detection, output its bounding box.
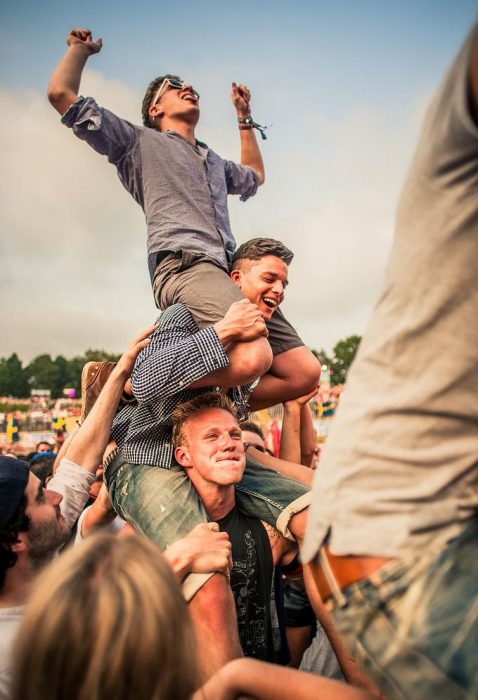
[175,445,193,469]
[11,533,27,554]
[230,268,242,288]
[148,103,164,122]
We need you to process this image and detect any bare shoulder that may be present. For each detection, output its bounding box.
[261,521,296,566]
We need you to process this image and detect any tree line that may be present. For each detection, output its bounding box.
[0,335,361,398]
[0,350,120,399]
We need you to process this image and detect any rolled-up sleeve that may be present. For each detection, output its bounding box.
[224,160,259,201]
[61,96,138,166]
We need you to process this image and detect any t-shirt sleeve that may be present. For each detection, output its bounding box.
[223,160,259,201]
[61,96,139,166]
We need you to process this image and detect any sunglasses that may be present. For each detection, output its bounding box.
[151,78,200,106]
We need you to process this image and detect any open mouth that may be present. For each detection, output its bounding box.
[262,296,279,309]
[181,92,198,103]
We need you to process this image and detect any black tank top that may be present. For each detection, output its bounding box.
[218,506,276,662]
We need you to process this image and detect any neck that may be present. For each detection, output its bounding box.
[198,484,236,521]
[159,117,197,145]
[0,562,34,608]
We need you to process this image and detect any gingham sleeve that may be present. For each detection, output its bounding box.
[131,305,229,403]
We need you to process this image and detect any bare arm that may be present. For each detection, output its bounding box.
[195,658,373,700]
[279,388,317,465]
[303,564,385,699]
[163,523,232,580]
[47,29,103,115]
[246,445,313,486]
[78,482,118,537]
[65,325,157,472]
[232,82,265,184]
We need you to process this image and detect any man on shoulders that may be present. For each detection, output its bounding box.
[47,30,320,407]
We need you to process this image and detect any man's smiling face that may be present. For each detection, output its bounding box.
[231,255,289,321]
[150,80,200,124]
[176,408,246,487]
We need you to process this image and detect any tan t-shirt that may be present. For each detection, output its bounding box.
[303,24,478,562]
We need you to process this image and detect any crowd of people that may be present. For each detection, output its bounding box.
[1,18,478,700]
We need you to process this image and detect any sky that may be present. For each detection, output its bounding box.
[1,0,477,362]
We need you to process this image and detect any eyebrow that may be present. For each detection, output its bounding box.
[262,271,289,286]
[35,483,44,503]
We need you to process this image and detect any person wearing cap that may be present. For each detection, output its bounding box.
[0,456,70,700]
[47,30,320,410]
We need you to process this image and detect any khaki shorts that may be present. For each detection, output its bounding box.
[153,252,304,356]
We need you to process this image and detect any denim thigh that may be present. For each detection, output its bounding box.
[107,461,208,550]
[330,519,478,700]
[235,455,311,539]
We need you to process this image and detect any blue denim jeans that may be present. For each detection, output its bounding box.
[106,453,310,550]
[328,518,478,700]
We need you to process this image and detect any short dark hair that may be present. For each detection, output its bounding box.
[239,420,265,440]
[0,495,29,589]
[141,74,183,129]
[172,392,238,447]
[232,238,294,270]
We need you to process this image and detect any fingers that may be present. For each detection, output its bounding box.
[129,323,159,347]
[67,29,103,52]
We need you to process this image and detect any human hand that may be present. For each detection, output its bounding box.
[67,29,103,55]
[215,299,268,346]
[231,82,251,118]
[115,324,158,378]
[284,386,318,411]
[165,523,232,579]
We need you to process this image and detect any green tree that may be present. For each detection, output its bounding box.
[312,335,361,386]
[25,354,58,394]
[52,355,69,398]
[0,354,28,397]
[330,335,361,384]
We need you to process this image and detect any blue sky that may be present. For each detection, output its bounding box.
[1,1,477,361]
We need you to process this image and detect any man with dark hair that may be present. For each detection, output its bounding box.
[0,456,70,699]
[47,30,320,408]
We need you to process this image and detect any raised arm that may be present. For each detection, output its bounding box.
[47,29,103,115]
[231,82,265,184]
[65,325,156,470]
[279,388,317,466]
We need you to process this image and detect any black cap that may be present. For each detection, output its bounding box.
[0,456,30,529]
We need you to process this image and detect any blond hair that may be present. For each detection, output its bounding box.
[12,533,197,700]
[171,391,238,448]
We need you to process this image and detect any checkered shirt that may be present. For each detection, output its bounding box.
[111,304,252,468]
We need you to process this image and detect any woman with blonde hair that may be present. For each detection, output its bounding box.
[11,533,198,700]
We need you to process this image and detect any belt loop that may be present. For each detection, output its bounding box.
[319,548,348,609]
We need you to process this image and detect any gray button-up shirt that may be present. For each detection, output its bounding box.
[62,97,259,279]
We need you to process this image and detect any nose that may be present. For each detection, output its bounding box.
[271,279,284,296]
[219,432,235,450]
[45,489,63,507]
